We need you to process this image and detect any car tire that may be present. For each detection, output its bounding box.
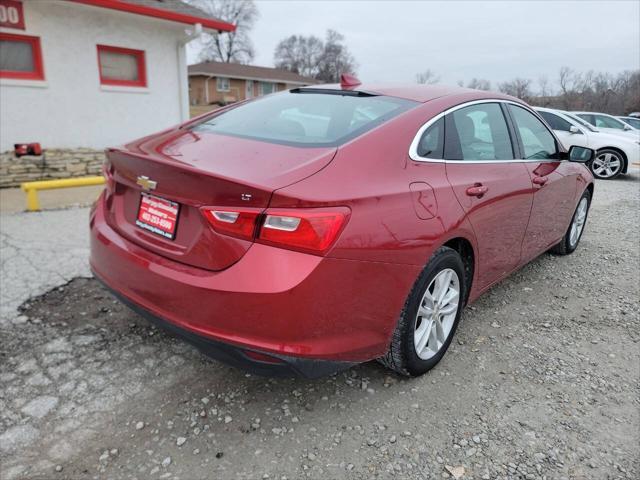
[550,189,591,256]
[379,246,466,377]
[590,149,624,180]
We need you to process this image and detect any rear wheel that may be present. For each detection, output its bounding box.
[590,149,624,179]
[380,247,466,376]
[550,190,591,255]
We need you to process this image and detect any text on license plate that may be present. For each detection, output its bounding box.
[135,193,180,240]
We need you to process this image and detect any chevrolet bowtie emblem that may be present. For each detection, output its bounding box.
[136,175,157,191]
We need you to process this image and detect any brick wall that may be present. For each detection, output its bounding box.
[0,149,104,188]
[189,75,291,106]
[189,76,208,105]
[208,78,246,104]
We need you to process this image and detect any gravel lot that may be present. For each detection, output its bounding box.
[1,171,638,480]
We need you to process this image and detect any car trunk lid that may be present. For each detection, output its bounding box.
[103,128,337,271]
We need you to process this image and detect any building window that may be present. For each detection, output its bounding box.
[260,82,275,95]
[216,77,230,92]
[0,33,44,80]
[97,44,146,87]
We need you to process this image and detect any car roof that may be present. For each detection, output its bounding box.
[300,83,519,104]
[572,111,616,116]
[536,107,578,117]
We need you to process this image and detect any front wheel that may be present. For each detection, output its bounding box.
[379,246,466,376]
[550,190,591,255]
[590,149,624,179]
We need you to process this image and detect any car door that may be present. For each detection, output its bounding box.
[506,104,578,261]
[443,102,533,291]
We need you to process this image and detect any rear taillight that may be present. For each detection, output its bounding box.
[201,208,262,241]
[258,208,349,254]
[201,206,350,254]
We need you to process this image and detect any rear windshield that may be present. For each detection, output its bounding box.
[191,91,417,147]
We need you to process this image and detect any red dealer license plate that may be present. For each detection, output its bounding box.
[136,193,180,240]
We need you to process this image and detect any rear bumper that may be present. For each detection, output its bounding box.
[96,276,354,378]
[89,193,420,372]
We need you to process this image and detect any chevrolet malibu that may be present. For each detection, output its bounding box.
[90,78,595,378]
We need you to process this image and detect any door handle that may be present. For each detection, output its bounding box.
[465,185,488,197]
[532,176,548,186]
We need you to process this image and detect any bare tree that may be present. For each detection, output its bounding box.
[416,69,440,84]
[617,70,640,113]
[537,75,551,97]
[558,66,574,95]
[316,30,357,83]
[189,0,258,64]
[498,78,532,101]
[529,68,639,114]
[274,30,357,82]
[274,34,324,78]
[558,66,582,109]
[466,78,491,90]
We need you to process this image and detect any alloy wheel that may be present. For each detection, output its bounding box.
[592,152,622,178]
[569,197,588,248]
[414,268,460,360]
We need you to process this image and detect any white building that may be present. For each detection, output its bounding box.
[0,0,234,152]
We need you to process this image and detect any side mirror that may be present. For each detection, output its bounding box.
[567,145,594,163]
[569,125,580,134]
[623,124,632,131]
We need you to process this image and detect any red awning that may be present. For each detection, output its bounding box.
[70,0,236,32]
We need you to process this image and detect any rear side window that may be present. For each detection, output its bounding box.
[508,105,558,159]
[444,103,514,160]
[539,111,572,132]
[417,117,444,158]
[192,91,417,147]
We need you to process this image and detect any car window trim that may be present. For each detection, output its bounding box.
[505,103,562,161]
[409,99,563,164]
[417,116,445,159]
[500,102,522,159]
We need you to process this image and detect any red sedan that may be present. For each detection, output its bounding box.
[90,78,595,378]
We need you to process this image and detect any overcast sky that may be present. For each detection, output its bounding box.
[188,0,640,89]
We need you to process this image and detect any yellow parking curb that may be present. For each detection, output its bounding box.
[20,176,105,211]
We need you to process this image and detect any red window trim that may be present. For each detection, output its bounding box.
[0,32,45,80]
[97,44,147,87]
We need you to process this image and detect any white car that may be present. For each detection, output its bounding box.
[572,111,640,141]
[536,107,640,180]
[618,116,640,130]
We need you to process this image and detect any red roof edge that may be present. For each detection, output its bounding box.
[69,0,236,32]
